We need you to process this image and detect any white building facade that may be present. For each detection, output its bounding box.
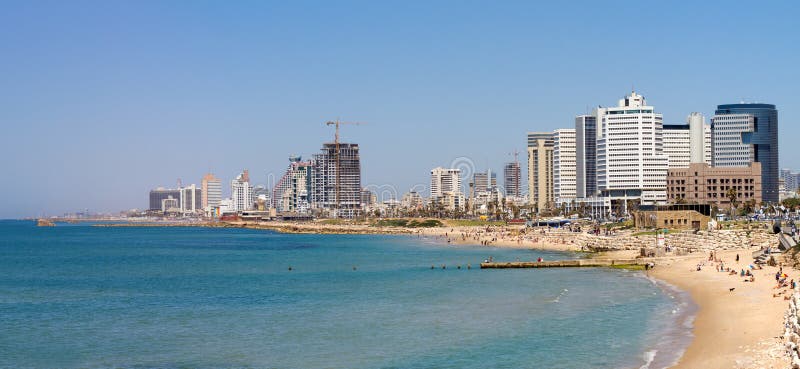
[430,167,461,199]
[595,91,668,205]
[231,170,254,212]
[553,128,577,202]
[430,167,464,211]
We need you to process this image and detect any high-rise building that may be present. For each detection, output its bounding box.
[553,128,576,202]
[272,156,313,213]
[704,123,712,165]
[149,188,181,211]
[430,167,461,199]
[312,143,362,218]
[575,115,597,198]
[663,124,691,168]
[664,114,713,169]
[430,167,465,211]
[527,132,554,212]
[503,161,521,198]
[231,170,254,212]
[471,170,496,194]
[780,169,800,196]
[687,112,712,165]
[360,188,376,207]
[180,184,202,213]
[201,173,222,210]
[711,103,779,203]
[595,91,668,205]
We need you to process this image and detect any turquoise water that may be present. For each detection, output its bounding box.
[0,220,692,368]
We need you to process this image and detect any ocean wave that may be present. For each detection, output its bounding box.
[639,349,657,369]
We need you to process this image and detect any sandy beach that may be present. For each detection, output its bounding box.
[650,249,790,368]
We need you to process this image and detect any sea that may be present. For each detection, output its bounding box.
[0,220,694,368]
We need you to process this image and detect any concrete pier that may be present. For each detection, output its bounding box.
[480,259,649,269]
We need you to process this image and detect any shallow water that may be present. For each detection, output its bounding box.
[0,220,691,368]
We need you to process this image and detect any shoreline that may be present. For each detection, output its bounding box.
[641,273,698,369]
[648,249,790,368]
[77,220,793,367]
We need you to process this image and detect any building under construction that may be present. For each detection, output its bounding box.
[312,142,362,218]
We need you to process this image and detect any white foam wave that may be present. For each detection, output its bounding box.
[550,288,569,303]
[639,350,657,369]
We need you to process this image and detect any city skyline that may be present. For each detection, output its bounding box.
[2,1,799,218]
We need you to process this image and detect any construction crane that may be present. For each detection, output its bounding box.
[325,119,364,217]
[510,149,520,165]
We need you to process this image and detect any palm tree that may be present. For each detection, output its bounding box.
[726,188,738,218]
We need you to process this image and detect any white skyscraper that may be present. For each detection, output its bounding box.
[430,167,464,211]
[664,114,711,168]
[595,91,668,205]
[180,184,202,213]
[231,170,254,212]
[688,112,707,164]
[553,128,576,202]
[704,123,712,165]
[430,167,462,198]
[663,125,691,168]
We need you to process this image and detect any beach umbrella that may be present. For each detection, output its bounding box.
[749,264,755,269]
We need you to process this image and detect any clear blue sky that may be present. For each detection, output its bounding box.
[1,0,798,218]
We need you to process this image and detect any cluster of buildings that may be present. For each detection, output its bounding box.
[425,163,523,215]
[781,169,800,199]
[148,141,365,219]
[144,90,792,221]
[527,91,780,216]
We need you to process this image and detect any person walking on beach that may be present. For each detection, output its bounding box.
[736,254,740,262]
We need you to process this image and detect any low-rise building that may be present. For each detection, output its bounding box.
[666,162,761,206]
[633,204,711,230]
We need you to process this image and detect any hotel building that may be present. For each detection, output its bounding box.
[595,91,668,205]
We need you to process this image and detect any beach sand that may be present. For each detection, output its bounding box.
[651,249,790,368]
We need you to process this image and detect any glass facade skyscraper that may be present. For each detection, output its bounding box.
[711,103,779,203]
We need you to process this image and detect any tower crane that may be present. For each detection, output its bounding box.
[325,119,364,217]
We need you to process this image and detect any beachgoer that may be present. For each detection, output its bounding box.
[736,254,740,262]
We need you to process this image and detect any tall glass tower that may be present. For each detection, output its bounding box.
[711,103,779,203]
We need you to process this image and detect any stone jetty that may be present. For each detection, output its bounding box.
[481,259,649,269]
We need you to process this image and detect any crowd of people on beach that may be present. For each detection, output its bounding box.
[417,225,600,248]
[695,250,795,299]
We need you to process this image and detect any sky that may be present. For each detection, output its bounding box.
[1,0,798,218]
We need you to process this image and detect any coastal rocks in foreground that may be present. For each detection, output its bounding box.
[785,288,800,368]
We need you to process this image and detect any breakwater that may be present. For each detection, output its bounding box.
[480,259,650,269]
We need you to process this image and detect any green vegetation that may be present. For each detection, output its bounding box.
[607,264,646,271]
[373,219,443,228]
